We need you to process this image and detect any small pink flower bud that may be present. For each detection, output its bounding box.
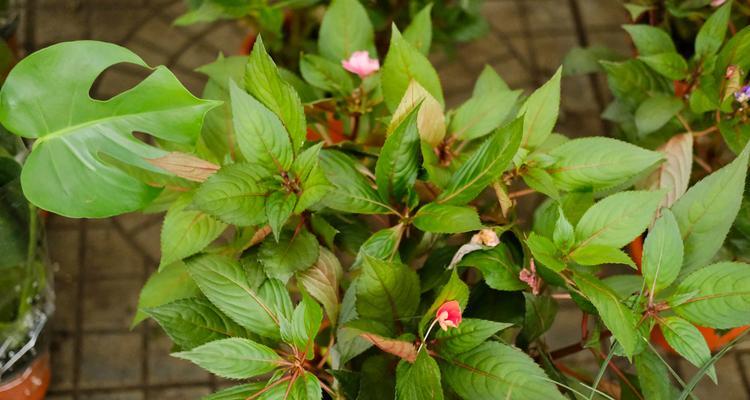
[711,0,727,7]
[519,259,541,295]
[342,51,380,79]
[435,300,462,331]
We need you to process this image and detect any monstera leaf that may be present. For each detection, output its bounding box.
[0,41,218,217]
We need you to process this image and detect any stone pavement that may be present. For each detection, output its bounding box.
[7,0,747,398]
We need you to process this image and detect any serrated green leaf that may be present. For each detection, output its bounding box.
[382,27,444,112]
[573,271,639,356]
[672,144,749,277]
[291,143,331,213]
[376,106,421,201]
[526,232,567,272]
[413,203,483,233]
[403,4,433,55]
[358,355,396,400]
[297,247,342,325]
[173,338,282,379]
[522,293,557,342]
[442,341,565,399]
[574,190,664,249]
[193,162,271,226]
[634,350,673,400]
[623,25,676,55]
[438,118,523,205]
[435,318,512,356]
[570,245,636,268]
[318,0,376,62]
[265,191,296,240]
[146,298,245,350]
[319,150,393,214]
[523,166,560,200]
[419,270,469,336]
[695,1,731,58]
[230,80,293,171]
[635,94,683,136]
[259,228,319,282]
[133,261,201,327]
[671,261,750,329]
[450,89,520,141]
[357,256,420,330]
[390,80,446,147]
[160,193,226,269]
[185,254,285,338]
[0,41,218,217]
[639,53,689,80]
[519,67,561,149]
[281,294,323,352]
[203,383,266,400]
[300,54,354,95]
[642,209,683,295]
[458,244,526,291]
[396,350,444,400]
[717,25,750,72]
[601,60,671,107]
[658,316,716,382]
[473,65,510,96]
[546,137,663,192]
[553,207,574,251]
[244,37,306,153]
[353,225,404,268]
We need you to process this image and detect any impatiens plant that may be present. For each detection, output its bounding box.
[2,0,750,398]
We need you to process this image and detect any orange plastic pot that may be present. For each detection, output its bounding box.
[629,235,750,353]
[0,353,50,400]
[306,114,347,144]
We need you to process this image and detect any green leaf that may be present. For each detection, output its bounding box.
[523,167,560,200]
[185,254,285,339]
[419,270,469,336]
[299,54,354,95]
[553,208,574,251]
[318,0,375,62]
[390,80,446,147]
[255,372,321,400]
[573,272,639,356]
[574,190,664,249]
[473,65,510,96]
[435,318,512,356]
[622,25,676,55]
[298,247,342,325]
[281,294,323,351]
[173,338,282,379]
[146,298,245,350]
[353,225,404,268]
[413,203,483,234]
[193,162,271,226]
[265,191,296,240]
[624,4,652,20]
[642,209,683,295]
[403,4,433,55]
[230,81,293,171]
[601,60,671,108]
[159,194,226,269]
[658,316,716,382]
[357,256,420,330]
[458,244,526,291]
[259,228,319,282]
[526,233,567,272]
[639,53,689,80]
[442,341,565,399]
[671,261,750,329]
[569,245,636,268]
[438,118,523,205]
[358,355,396,400]
[562,45,625,75]
[291,143,331,213]
[717,26,750,71]
[450,89,520,141]
[672,144,749,277]
[695,1,732,58]
[546,137,663,192]
[132,261,201,327]
[522,293,558,342]
[376,106,421,201]
[396,350,444,400]
[204,383,266,400]
[0,41,218,217]
[319,150,393,214]
[245,37,306,153]
[519,67,562,149]
[635,95,683,136]
[635,350,673,400]
[382,27,444,112]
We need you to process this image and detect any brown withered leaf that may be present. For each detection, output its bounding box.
[147,152,220,182]
[642,133,692,208]
[359,332,417,363]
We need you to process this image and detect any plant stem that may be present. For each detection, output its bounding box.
[417,318,440,353]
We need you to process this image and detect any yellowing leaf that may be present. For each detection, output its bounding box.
[146,152,220,183]
[391,80,445,147]
[642,133,692,208]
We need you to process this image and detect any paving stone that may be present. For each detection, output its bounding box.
[47,229,80,278]
[80,391,144,400]
[531,34,579,75]
[678,354,747,399]
[562,75,600,113]
[149,386,212,399]
[45,395,74,400]
[544,303,582,350]
[483,1,522,34]
[90,8,151,42]
[147,329,210,384]
[34,6,87,47]
[82,278,141,331]
[49,333,75,391]
[84,227,145,279]
[577,0,628,29]
[51,279,76,332]
[524,0,575,34]
[79,333,142,389]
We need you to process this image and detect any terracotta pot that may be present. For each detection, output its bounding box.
[0,352,50,400]
[629,235,750,353]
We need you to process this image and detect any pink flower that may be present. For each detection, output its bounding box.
[519,259,541,295]
[711,0,726,6]
[435,300,462,331]
[342,51,380,78]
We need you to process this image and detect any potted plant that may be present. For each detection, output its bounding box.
[2,0,750,398]
[566,0,750,354]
